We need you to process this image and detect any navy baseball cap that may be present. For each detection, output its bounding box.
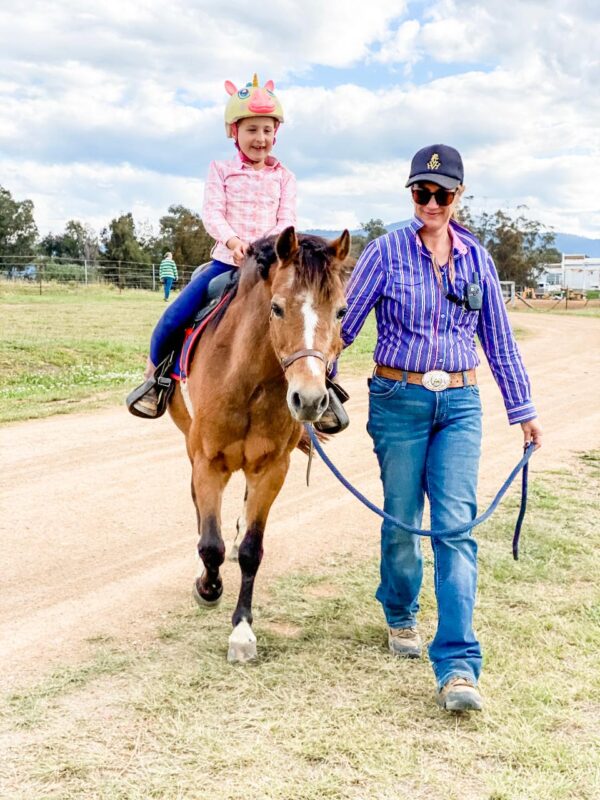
[405,144,464,190]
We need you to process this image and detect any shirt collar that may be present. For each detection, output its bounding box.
[410,215,468,256]
[234,152,280,170]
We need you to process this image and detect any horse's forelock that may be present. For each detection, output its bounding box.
[232,234,343,300]
[294,235,341,299]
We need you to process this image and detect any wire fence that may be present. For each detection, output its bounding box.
[0,254,205,293]
[2,254,598,312]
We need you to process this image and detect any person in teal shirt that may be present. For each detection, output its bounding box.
[159,252,178,300]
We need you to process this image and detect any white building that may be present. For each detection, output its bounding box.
[537,254,600,295]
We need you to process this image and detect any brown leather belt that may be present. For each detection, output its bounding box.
[375,365,477,390]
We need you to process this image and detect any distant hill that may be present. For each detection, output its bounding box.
[553,233,600,257]
[306,222,600,257]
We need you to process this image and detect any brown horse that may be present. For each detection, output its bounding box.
[169,226,351,662]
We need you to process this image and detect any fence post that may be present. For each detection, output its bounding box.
[118,260,122,294]
[152,263,156,292]
[84,259,88,285]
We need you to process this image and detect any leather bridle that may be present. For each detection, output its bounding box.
[280,349,328,371]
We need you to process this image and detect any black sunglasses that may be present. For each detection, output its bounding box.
[411,186,457,207]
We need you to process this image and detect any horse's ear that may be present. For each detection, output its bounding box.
[276,226,299,263]
[329,229,351,263]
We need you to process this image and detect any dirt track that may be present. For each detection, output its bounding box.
[1,313,599,690]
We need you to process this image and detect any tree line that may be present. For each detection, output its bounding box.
[356,204,560,288]
[0,185,215,288]
[1,184,559,289]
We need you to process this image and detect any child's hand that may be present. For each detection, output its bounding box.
[227,237,250,267]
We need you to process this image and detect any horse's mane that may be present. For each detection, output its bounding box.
[208,233,347,331]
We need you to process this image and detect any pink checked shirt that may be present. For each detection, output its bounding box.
[202,153,297,265]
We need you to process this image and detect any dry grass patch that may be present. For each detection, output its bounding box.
[1,454,599,799]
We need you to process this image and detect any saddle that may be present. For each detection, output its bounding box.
[126,266,350,432]
[192,266,236,327]
[126,268,235,419]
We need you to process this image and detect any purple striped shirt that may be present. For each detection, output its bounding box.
[342,216,536,424]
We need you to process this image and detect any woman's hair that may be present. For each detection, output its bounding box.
[451,185,466,221]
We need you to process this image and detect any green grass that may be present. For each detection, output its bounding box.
[0,284,161,423]
[512,304,600,319]
[551,308,600,317]
[0,284,380,424]
[1,453,599,799]
[0,282,589,424]
[343,312,378,373]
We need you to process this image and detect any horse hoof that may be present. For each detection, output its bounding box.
[227,620,257,663]
[228,543,239,562]
[192,577,222,608]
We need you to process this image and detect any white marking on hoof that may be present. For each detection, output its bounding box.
[227,620,257,663]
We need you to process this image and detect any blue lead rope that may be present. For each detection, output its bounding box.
[305,424,534,559]
[512,453,529,560]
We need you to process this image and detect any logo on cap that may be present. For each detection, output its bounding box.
[427,153,441,171]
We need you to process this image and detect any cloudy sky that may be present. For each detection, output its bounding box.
[1,0,599,240]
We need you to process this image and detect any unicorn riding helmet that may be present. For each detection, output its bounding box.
[224,74,284,139]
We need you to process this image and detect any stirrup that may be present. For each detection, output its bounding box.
[126,378,160,418]
[314,378,350,434]
[126,352,176,419]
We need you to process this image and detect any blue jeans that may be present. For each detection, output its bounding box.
[162,276,174,299]
[151,260,231,365]
[367,374,482,689]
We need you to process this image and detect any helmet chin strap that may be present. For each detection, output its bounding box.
[231,120,279,163]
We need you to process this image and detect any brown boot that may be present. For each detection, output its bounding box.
[126,379,160,418]
[126,355,175,419]
[388,626,422,659]
[314,380,349,434]
[437,677,483,712]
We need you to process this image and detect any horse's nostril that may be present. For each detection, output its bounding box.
[318,393,329,414]
[291,391,302,410]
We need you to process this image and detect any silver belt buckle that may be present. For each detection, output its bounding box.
[422,370,451,392]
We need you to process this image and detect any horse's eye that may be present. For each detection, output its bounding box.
[336,306,348,320]
[271,302,284,318]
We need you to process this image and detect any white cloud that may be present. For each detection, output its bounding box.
[0,0,405,87]
[0,0,598,240]
[374,20,422,68]
[0,159,203,238]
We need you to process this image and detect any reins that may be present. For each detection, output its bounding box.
[305,424,533,560]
